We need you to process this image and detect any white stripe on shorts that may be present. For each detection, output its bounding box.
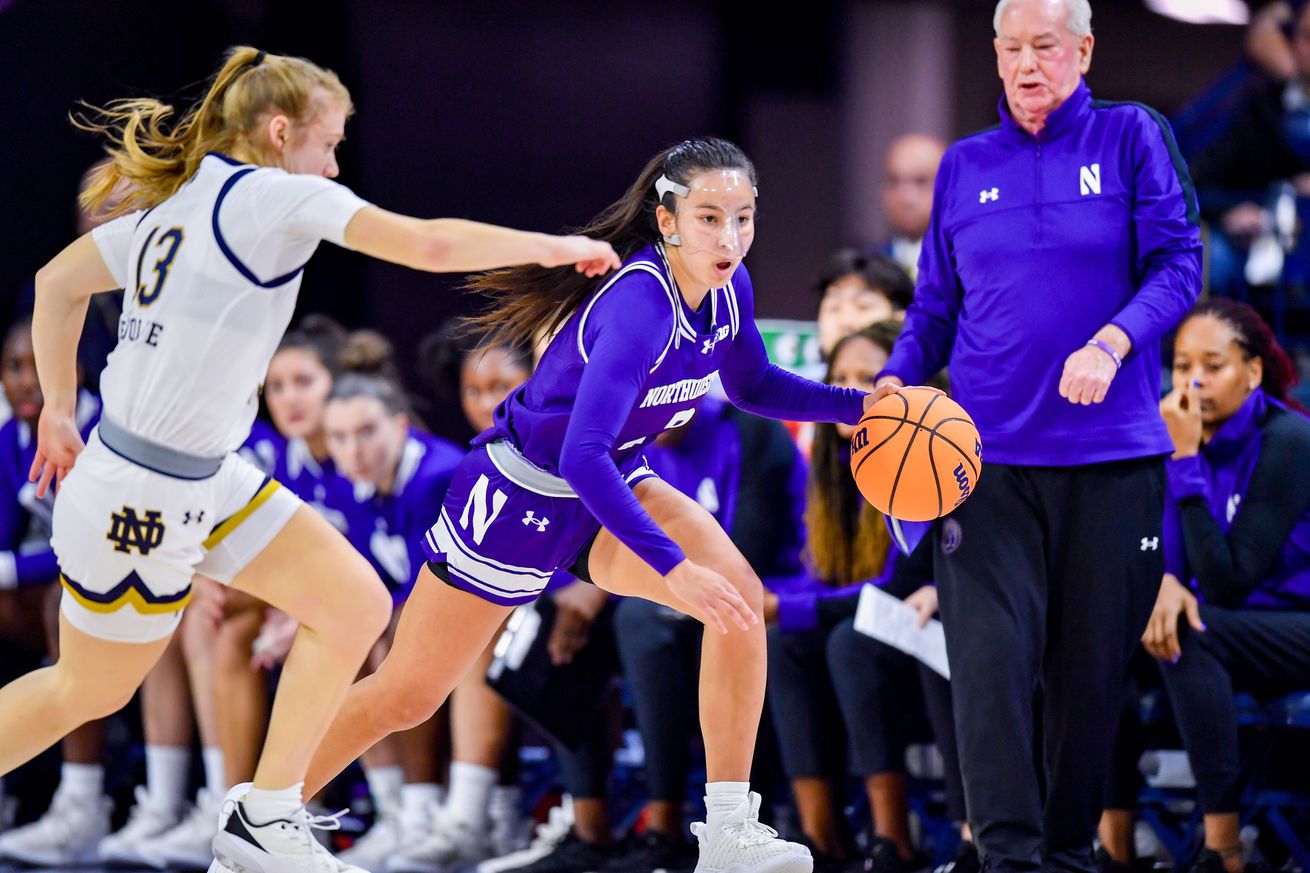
[429,508,552,599]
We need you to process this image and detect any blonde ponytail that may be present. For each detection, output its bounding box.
[74,45,352,218]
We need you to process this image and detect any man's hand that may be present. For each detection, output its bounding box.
[1060,325,1130,406]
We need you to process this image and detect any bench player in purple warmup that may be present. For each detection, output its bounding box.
[302,138,897,873]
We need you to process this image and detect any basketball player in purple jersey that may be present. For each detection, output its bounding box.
[303,138,896,873]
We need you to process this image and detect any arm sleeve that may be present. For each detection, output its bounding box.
[880,153,964,386]
[255,173,372,249]
[559,283,688,577]
[1109,111,1204,353]
[1170,419,1310,606]
[89,211,144,288]
[720,272,865,424]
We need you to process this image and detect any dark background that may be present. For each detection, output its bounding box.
[0,0,1248,378]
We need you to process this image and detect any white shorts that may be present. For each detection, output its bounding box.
[52,428,302,643]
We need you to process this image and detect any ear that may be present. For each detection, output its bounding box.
[265,113,292,154]
[1078,33,1094,74]
[994,37,1005,79]
[655,203,677,240]
[394,412,410,433]
[1248,355,1264,392]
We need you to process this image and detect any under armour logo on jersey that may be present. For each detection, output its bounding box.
[106,507,166,556]
[1079,163,1101,196]
[1226,493,1242,523]
[979,187,999,203]
[460,474,508,546]
[521,511,550,532]
[182,510,206,526]
[1140,536,1159,552]
[702,325,731,355]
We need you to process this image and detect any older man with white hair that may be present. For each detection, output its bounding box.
[877,1,1202,871]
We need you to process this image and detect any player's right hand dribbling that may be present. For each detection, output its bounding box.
[664,559,758,635]
[28,407,85,498]
[540,235,622,277]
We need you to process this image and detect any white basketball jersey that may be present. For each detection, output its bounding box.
[91,153,369,457]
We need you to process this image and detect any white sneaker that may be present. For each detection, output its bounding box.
[0,789,112,866]
[210,784,365,873]
[100,787,185,865]
[142,788,222,870]
[475,798,573,873]
[488,811,533,859]
[336,815,401,873]
[386,815,491,873]
[690,792,812,873]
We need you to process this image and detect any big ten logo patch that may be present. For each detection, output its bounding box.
[106,507,166,556]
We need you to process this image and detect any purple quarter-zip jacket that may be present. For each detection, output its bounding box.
[881,81,1202,465]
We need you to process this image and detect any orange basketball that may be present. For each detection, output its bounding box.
[848,387,983,522]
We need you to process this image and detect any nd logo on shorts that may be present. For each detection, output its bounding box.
[106,505,167,555]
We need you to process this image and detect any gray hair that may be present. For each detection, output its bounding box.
[994,0,1092,37]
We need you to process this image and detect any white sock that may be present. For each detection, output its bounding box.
[705,781,749,830]
[60,763,105,799]
[445,762,497,830]
[489,785,521,822]
[400,782,444,822]
[243,783,303,822]
[145,744,190,810]
[202,747,226,794]
[365,765,404,818]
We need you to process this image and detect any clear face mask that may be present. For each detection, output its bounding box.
[657,169,758,260]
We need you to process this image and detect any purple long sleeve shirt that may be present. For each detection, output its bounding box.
[476,243,865,576]
[881,81,1202,465]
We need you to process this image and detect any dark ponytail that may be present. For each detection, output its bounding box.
[466,137,757,349]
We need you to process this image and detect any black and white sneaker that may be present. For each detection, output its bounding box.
[208,784,364,873]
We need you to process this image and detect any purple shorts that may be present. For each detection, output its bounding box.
[420,440,657,606]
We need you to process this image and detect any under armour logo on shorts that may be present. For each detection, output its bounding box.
[1140,536,1159,551]
[522,511,550,532]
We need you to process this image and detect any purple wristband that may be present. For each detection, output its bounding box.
[1086,338,1123,370]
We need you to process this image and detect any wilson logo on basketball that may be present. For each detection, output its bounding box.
[952,463,972,507]
[851,428,869,453]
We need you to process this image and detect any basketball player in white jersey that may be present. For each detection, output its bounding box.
[1,45,619,873]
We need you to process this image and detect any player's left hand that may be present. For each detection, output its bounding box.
[29,407,85,498]
[1060,343,1119,405]
[862,382,902,414]
[541,235,622,278]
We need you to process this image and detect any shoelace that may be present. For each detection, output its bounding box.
[690,793,784,851]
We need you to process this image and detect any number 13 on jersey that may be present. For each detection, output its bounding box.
[136,226,184,306]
